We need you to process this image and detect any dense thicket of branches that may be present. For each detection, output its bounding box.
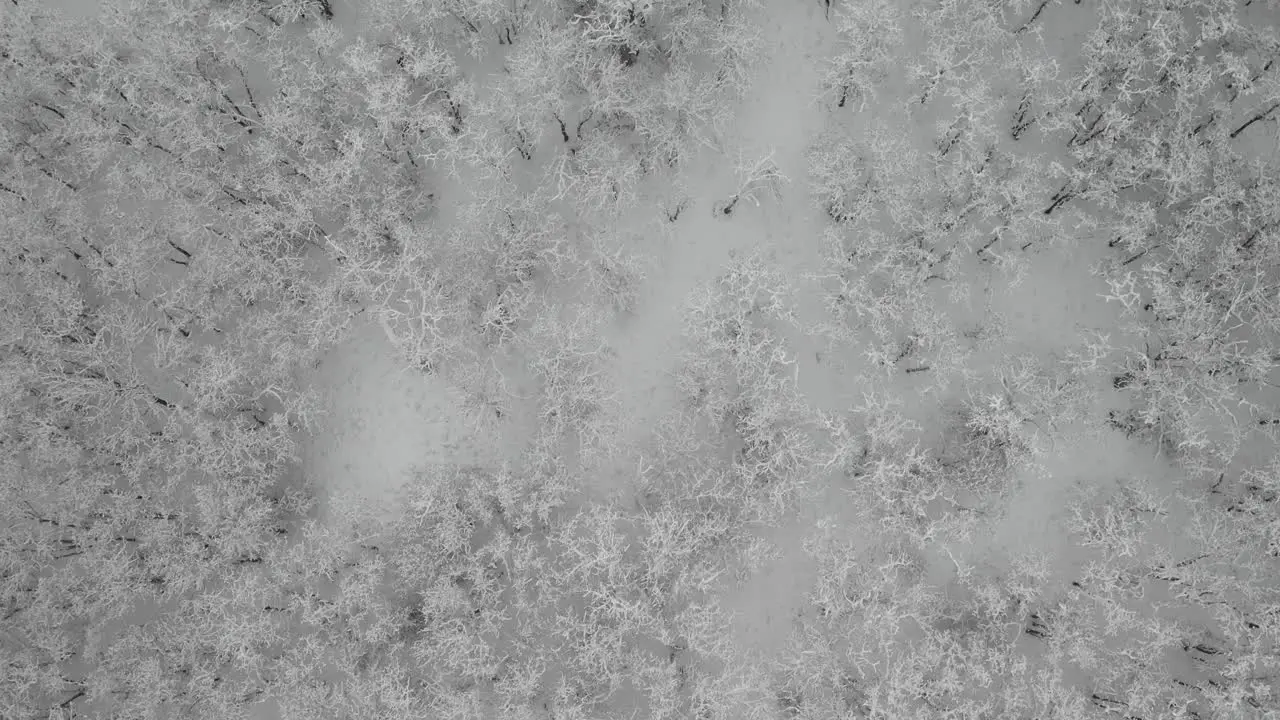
[4,0,1280,719]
